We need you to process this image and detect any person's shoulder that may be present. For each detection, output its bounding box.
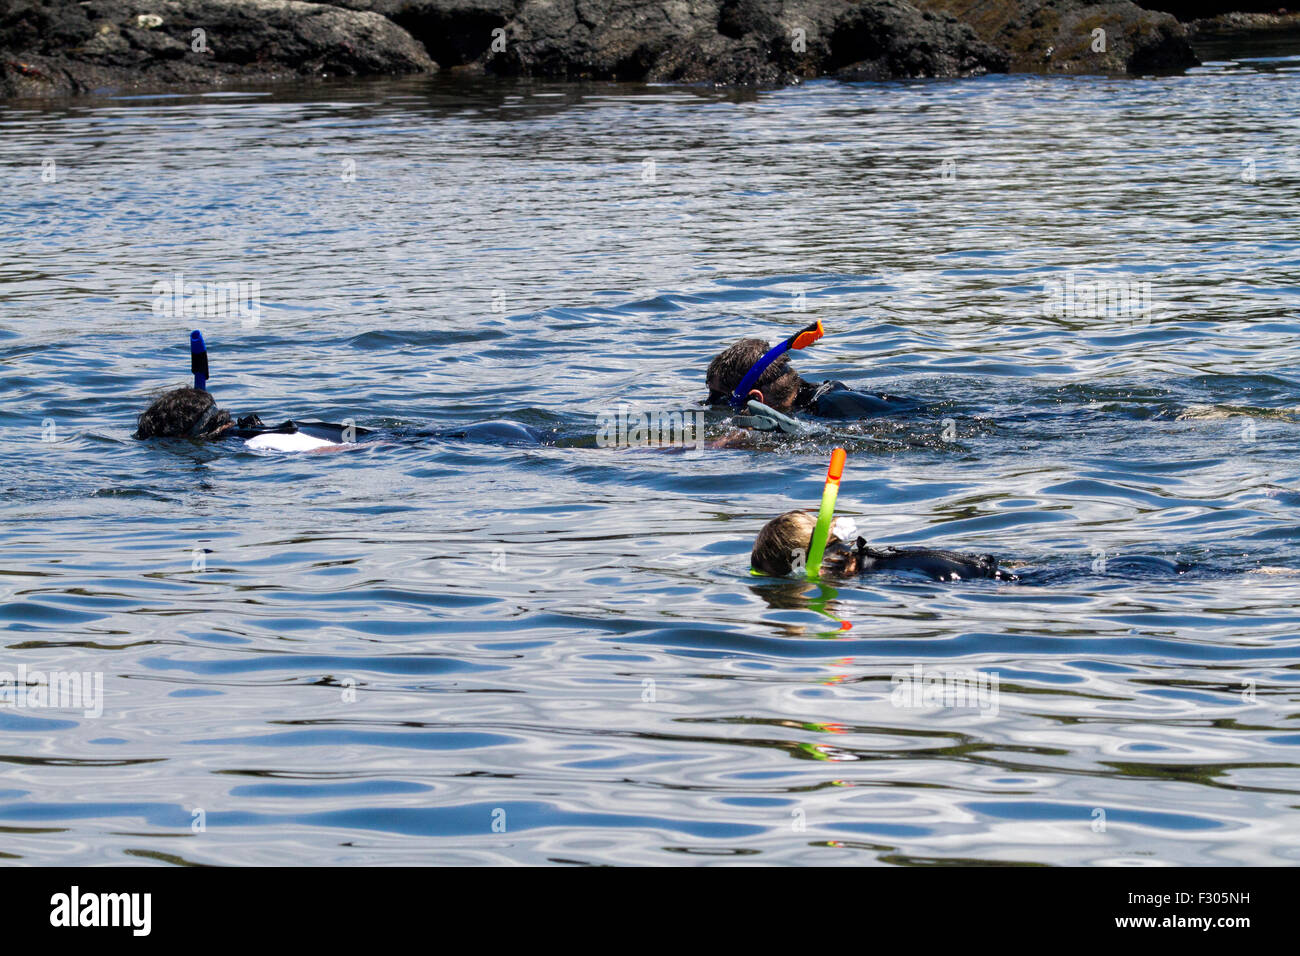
[810,382,892,417]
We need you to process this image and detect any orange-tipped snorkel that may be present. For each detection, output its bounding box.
[789,321,824,351]
[806,447,847,580]
[728,320,824,408]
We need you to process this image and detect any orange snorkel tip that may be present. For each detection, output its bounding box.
[825,446,846,483]
[789,320,824,351]
[727,321,827,408]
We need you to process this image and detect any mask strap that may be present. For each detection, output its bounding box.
[188,403,222,438]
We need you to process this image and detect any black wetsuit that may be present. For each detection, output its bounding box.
[794,380,920,418]
[849,539,1015,581]
[226,415,371,443]
[221,414,546,446]
[433,421,546,444]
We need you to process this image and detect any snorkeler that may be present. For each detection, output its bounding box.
[751,509,1014,582]
[750,448,1014,583]
[133,384,555,450]
[132,385,366,451]
[704,322,919,420]
[133,330,546,451]
[132,331,368,451]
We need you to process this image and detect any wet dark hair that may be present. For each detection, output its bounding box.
[134,387,232,439]
[706,337,805,411]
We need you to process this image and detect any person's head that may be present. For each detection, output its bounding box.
[134,387,233,439]
[706,337,805,411]
[751,510,859,576]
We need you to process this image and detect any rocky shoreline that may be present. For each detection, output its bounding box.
[0,0,1291,98]
[1188,8,1300,33]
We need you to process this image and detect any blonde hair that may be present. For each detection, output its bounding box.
[751,510,818,575]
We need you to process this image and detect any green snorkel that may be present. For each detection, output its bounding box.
[806,447,847,580]
[747,447,853,629]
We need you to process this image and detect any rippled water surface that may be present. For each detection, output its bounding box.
[3,54,1300,865]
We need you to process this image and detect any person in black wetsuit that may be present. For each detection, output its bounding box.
[705,337,918,418]
[133,386,366,446]
[133,386,544,448]
[750,510,1015,582]
[135,332,546,449]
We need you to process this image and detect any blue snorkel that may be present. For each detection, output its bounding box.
[191,330,209,391]
[728,320,824,409]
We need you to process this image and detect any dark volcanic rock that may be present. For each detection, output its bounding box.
[316,0,1006,82]
[1,0,1209,98]
[500,0,1008,83]
[321,1,515,67]
[360,0,1009,83]
[1189,9,1300,32]
[812,0,1013,81]
[1185,10,1300,61]
[319,0,1196,82]
[1145,1,1286,19]
[913,0,1199,72]
[0,0,436,97]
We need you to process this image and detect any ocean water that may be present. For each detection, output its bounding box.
[2,51,1299,866]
